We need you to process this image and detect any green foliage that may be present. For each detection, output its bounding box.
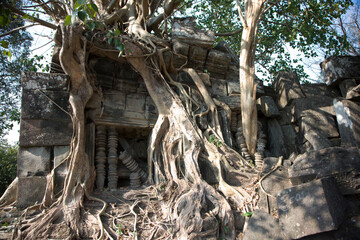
[183,0,353,83]
[64,0,99,26]
[0,140,17,196]
[209,134,222,148]
[243,211,253,217]
[0,0,35,138]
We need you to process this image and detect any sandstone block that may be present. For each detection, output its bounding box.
[215,96,241,111]
[339,79,358,98]
[267,119,288,157]
[21,72,69,91]
[21,89,70,120]
[243,209,286,240]
[301,83,340,98]
[320,56,360,86]
[257,96,280,118]
[211,79,228,96]
[19,119,72,147]
[334,99,360,148]
[17,147,51,177]
[289,147,360,185]
[292,97,335,120]
[277,178,346,239]
[173,40,189,56]
[126,94,145,113]
[171,18,215,48]
[17,176,47,208]
[273,71,305,109]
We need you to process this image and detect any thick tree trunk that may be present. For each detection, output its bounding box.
[239,0,264,155]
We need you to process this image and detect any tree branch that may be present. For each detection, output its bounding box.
[2,3,57,30]
[147,0,182,31]
[0,24,39,39]
[215,28,242,37]
[235,0,247,28]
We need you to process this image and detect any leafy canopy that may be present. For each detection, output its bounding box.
[183,0,353,82]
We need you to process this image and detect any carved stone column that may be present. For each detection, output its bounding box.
[95,125,107,190]
[119,150,147,184]
[108,126,119,191]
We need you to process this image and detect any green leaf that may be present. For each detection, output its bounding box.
[64,15,72,26]
[243,212,253,217]
[77,10,87,21]
[77,0,87,6]
[117,43,124,57]
[113,38,120,46]
[107,38,112,45]
[0,15,9,26]
[88,21,96,31]
[114,28,121,36]
[89,2,99,13]
[0,41,9,49]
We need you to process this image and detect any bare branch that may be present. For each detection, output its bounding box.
[215,28,242,37]
[235,0,247,28]
[0,23,39,39]
[147,0,182,31]
[2,3,57,30]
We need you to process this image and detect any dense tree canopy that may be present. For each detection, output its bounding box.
[0,0,33,139]
[184,0,353,82]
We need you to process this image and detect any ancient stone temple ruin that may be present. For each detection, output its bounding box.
[16,20,360,239]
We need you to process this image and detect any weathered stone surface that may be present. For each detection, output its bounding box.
[171,18,215,48]
[204,50,231,76]
[301,83,340,98]
[243,209,286,240]
[54,146,70,194]
[17,147,51,177]
[304,129,332,151]
[21,72,69,91]
[126,94,145,113]
[267,119,288,157]
[292,97,335,120]
[21,89,70,120]
[198,72,211,86]
[173,55,188,69]
[278,106,295,125]
[334,99,360,148]
[300,215,360,240]
[288,147,360,185]
[346,84,360,101]
[216,96,241,111]
[339,79,358,98]
[261,163,291,197]
[299,112,339,139]
[211,79,227,96]
[281,125,297,154]
[54,146,70,172]
[145,96,158,121]
[20,119,73,147]
[17,176,47,208]
[257,96,280,118]
[277,178,346,239]
[320,56,360,86]
[225,64,239,82]
[273,71,305,109]
[173,40,189,56]
[213,41,239,64]
[188,46,207,68]
[227,81,240,96]
[113,77,140,93]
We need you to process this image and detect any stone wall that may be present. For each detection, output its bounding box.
[17,19,360,216]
